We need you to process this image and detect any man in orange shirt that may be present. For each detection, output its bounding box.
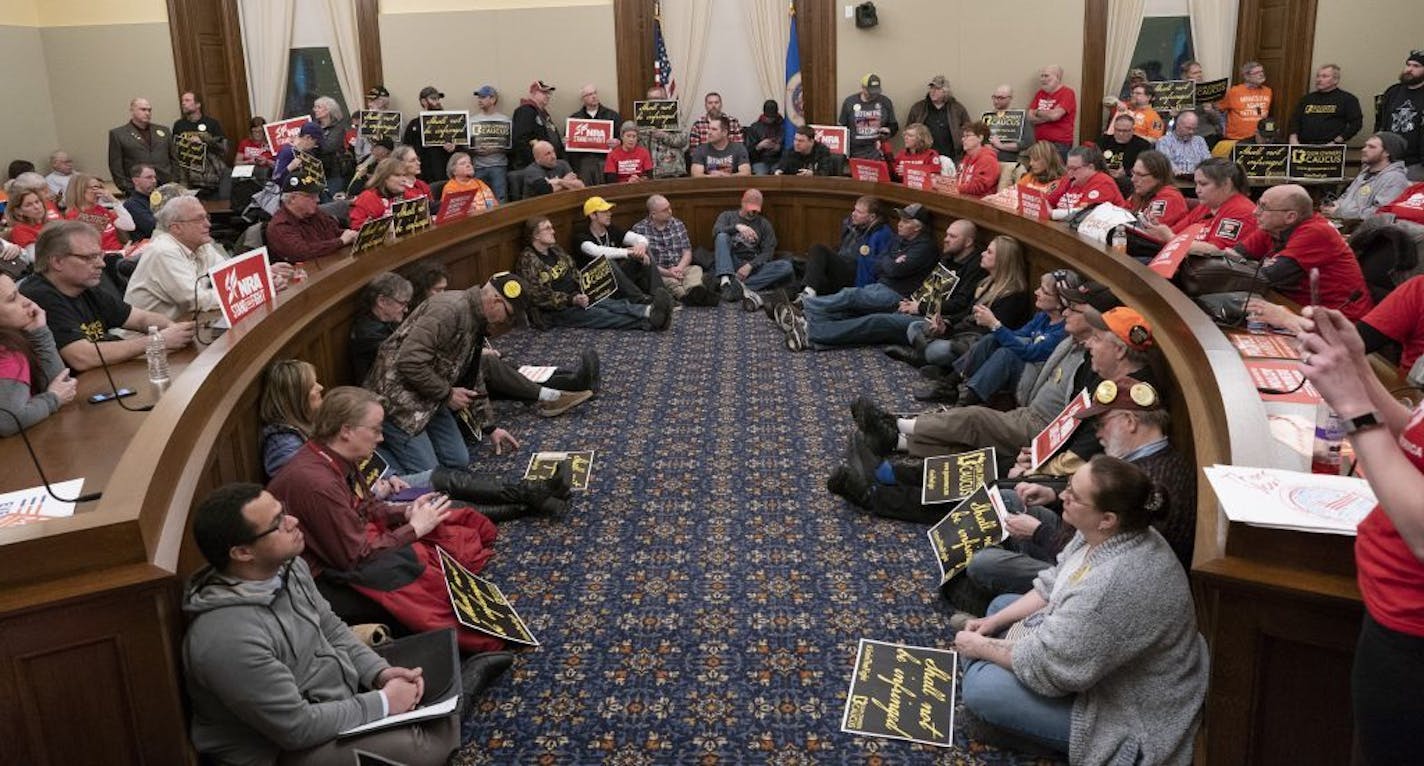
[1218,61,1272,140]
[1118,84,1165,142]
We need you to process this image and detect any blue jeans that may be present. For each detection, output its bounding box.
[380,408,470,474]
[751,161,774,176]
[959,335,1029,400]
[806,311,920,349]
[909,321,969,369]
[800,284,908,348]
[713,232,795,290]
[549,298,651,330]
[474,165,508,202]
[960,593,1073,754]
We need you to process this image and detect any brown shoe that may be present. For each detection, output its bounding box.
[538,389,592,417]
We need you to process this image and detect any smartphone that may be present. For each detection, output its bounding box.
[89,388,136,404]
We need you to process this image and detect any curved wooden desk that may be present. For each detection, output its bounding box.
[0,177,1360,764]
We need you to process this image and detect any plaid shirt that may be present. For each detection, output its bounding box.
[688,114,744,149]
[631,215,692,268]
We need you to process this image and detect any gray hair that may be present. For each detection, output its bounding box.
[360,272,412,312]
[1241,60,1263,77]
[646,194,669,212]
[155,195,204,231]
[1105,331,1153,369]
[314,96,343,122]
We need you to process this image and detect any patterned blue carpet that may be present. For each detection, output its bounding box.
[453,304,1064,765]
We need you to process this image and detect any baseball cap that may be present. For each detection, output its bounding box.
[1408,49,1424,67]
[474,85,499,99]
[927,75,948,89]
[1074,378,1162,419]
[419,86,444,100]
[298,121,323,139]
[365,85,389,99]
[488,271,531,323]
[1054,270,1121,312]
[284,175,324,194]
[861,73,883,95]
[1087,307,1155,351]
[582,196,615,216]
[895,202,932,226]
[530,80,556,93]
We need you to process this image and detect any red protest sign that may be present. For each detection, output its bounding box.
[565,118,616,153]
[849,158,890,183]
[435,189,479,225]
[901,163,937,191]
[264,116,312,154]
[1029,389,1093,471]
[811,124,849,155]
[1246,359,1322,404]
[1018,187,1050,221]
[208,247,276,328]
[1146,223,1203,278]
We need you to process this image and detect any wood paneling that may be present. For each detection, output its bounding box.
[1080,0,1109,143]
[166,0,251,164]
[795,0,837,127]
[355,0,383,94]
[1235,0,1318,137]
[613,0,656,122]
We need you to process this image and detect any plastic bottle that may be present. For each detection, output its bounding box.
[145,326,170,386]
[1310,403,1345,475]
[1111,225,1128,255]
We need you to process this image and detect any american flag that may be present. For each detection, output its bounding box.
[653,13,677,97]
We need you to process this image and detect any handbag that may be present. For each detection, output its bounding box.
[1192,291,1250,326]
[1175,253,1270,297]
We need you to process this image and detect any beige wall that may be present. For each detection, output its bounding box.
[1312,0,1417,144]
[378,2,618,121]
[0,25,60,172]
[836,0,1087,144]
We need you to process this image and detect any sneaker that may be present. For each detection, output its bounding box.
[538,389,593,417]
[721,279,743,303]
[825,464,872,509]
[761,289,790,321]
[741,289,764,313]
[948,610,976,632]
[784,313,809,351]
[772,302,797,333]
[684,285,708,306]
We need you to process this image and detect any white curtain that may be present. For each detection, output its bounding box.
[324,0,364,114]
[1188,0,1238,80]
[1104,0,1147,97]
[662,1,714,121]
[237,0,295,120]
[742,0,790,107]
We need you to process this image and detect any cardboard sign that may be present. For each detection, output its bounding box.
[435,189,479,225]
[419,111,470,148]
[1018,186,1050,220]
[1029,388,1093,471]
[926,484,1009,585]
[1233,143,1291,177]
[436,547,538,646]
[578,255,618,307]
[294,150,325,188]
[356,110,402,141]
[1288,144,1347,180]
[901,163,937,191]
[1149,79,1196,113]
[1246,359,1322,404]
[354,452,390,497]
[565,118,616,153]
[264,116,311,154]
[390,196,431,240]
[207,247,276,329]
[524,450,594,491]
[633,99,679,129]
[1194,77,1229,106]
[1229,331,1300,360]
[1147,223,1204,278]
[469,119,512,151]
[352,215,392,255]
[849,158,890,183]
[810,124,850,155]
[981,109,1026,144]
[175,133,207,173]
[840,639,957,748]
[922,448,998,505]
[909,265,961,316]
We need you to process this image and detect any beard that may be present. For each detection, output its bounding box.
[1401,69,1424,87]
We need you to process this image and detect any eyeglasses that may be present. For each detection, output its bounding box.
[381,295,410,310]
[350,422,384,435]
[1129,169,1152,177]
[245,507,288,543]
[66,251,105,264]
[172,215,211,225]
[1255,204,1289,213]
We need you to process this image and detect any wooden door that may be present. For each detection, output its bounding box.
[1234,0,1318,136]
[167,0,251,164]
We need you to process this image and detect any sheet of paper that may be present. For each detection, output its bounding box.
[338,695,457,737]
[1203,464,1375,535]
[0,479,83,528]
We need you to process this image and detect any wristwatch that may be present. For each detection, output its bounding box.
[1340,411,1385,435]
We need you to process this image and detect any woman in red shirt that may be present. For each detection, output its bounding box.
[1378,181,1424,225]
[235,116,275,168]
[391,145,433,201]
[956,121,1000,198]
[1144,157,1256,250]
[2,188,49,250]
[892,123,941,181]
[1046,145,1124,216]
[1298,307,1424,764]
[348,158,425,230]
[62,173,134,252]
[1125,149,1188,228]
[604,121,654,183]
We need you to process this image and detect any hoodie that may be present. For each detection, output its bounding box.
[183,558,389,766]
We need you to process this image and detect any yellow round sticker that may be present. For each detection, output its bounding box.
[149,190,162,207]
[502,280,521,299]
[1094,379,1118,404]
[1129,382,1157,407]
[859,245,870,255]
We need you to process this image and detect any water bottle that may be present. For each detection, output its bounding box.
[145,326,170,386]
[1310,403,1345,475]
[1111,225,1128,255]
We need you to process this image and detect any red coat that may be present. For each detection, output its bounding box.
[1046,171,1124,210]
[956,147,1000,198]
[348,186,425,230]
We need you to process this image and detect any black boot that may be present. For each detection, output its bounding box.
[914,377,962,404]
[576,349,600,395]
[883,345,925,367]
[458,651,515,718]
[850,396,899,457]
[431,467,568,516]
[826,465,872,509]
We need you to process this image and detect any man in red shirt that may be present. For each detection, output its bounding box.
[1029,65,1077,157]
[1218,184,1373,319]
[1046,145,1124,216]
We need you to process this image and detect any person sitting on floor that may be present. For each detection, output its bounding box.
[797,195,892,299]
[712,189,791,308]
[571,196,658,303]
[183,483,515,766]
[630,194,714,305]
[517,215,672,332]
[951,456,1207,763]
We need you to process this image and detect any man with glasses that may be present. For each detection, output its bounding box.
[1219,61,1273,142]
[1155,111,1211,176]
[983,85,1035,190]
[267,175,359,262]
[124,195,227,319]
[21,220,193,371]
[184,481,513,765]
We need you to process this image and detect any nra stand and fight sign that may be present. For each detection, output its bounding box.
[565,118,616,153]
[208,247,277,329]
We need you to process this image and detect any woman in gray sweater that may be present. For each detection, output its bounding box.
[953,455,1208,764]
[0,274,76,436]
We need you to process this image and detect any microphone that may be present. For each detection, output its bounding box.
[88,338,155,412]
[0,407,102,503]
[193,273,215,346]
